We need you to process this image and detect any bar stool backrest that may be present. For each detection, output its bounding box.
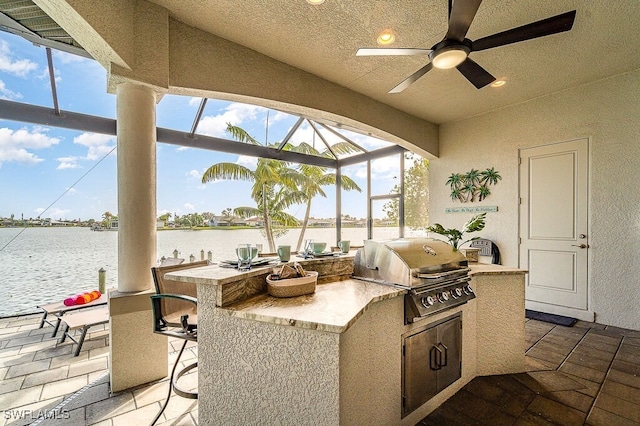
[151,260,209,327]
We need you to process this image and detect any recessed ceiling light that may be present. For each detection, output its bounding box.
[491,79,507,88]
[306,0,325,4]
[377,30,395,45]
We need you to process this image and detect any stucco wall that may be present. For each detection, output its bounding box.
[430,69,640,330]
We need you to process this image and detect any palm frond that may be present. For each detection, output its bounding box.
[270,210,300,227]
[226,124,261,145]
[233,206,260,218]
[339,175,362,192]
[201,163,254,183]
[289,142,321,156]
[328,141,364,156]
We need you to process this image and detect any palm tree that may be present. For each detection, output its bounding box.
[201,124,310,252]
[462,181,477,202]
[221,208,235,226]
[478,185,491,201]
[102,211,116,227]
[289,142,362,251]
[446,173,465,202]
[480,167,502,187]
[464,168,481,186]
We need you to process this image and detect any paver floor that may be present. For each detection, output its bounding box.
[1,313,638,425]
[419,320,640,425]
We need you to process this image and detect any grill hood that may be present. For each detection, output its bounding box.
[353,238,468,289]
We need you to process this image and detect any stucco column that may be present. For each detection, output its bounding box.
[116,82,157,292]
[109,82,167,392]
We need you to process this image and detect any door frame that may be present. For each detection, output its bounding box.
[518,137,594,322]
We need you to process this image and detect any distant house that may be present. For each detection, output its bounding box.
[50,220,73,227]
[209,215,247,226]
[308,219,333,227]
[245,216,263,227]
[156,219,165,229]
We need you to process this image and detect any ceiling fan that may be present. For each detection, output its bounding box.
[356,0,576,93]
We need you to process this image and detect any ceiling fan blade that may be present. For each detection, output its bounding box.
[456,58,495,89]
[446,0,483,42]
[356,48,431,56]
[389,63,434,93]
[473,10,576,51]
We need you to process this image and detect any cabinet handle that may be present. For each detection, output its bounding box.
[438,343,448,367]
[430,345,443,370]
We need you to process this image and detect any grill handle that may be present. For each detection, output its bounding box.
[417,268,470,280]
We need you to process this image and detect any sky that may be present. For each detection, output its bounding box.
[0,31,411,222]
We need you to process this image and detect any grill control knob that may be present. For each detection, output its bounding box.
[438,292,450,303]
[421,295,435,308]
[452,288,463,298]
[463,285,474,295]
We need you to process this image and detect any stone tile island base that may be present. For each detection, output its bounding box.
[166,256,526,425]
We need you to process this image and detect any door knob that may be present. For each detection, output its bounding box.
[571,244,588,249]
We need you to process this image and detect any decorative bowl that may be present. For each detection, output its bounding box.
[266,271,318,298]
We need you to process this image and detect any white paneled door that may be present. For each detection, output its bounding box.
[519,138,590,319]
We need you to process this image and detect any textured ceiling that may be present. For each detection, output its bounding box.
[149,0,640,124]
[2,0,639,126]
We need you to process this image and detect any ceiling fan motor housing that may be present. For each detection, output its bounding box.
[429,39,472,69]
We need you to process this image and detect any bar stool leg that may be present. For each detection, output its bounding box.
[150,340,189,426]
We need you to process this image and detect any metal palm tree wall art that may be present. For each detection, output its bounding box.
[447,168,501,202]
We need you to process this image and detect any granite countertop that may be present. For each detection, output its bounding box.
[164,257,525,334]
[469,263,528,275]
[165,253,355,286]
[221,278,404,334]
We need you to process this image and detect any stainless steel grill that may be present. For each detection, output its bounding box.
[353,238,475,323]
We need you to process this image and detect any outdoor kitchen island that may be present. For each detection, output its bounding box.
[165,251,526,426]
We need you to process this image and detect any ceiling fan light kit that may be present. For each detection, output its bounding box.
[430,40,471,69]
[356,1,576,93]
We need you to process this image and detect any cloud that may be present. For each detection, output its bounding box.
[184,203,195,211]
[0,40,37,77]
[38,66,61,85]
[34,207,72,219]
[73,132,116,160]
[369,157,398,180]
[343,158,396,181]
[52,50,89,65]
[342,130,390,151]
[269,110,289,124]
[236,155,257,168]
[186,169,200,179]
[57,156,81,169]
[197,103,264,137]
[0,79,22,100]
[0,127,60,165]
[188,97,203,107]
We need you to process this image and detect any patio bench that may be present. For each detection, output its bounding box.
[37,294,107,338]
[59,305,110,356]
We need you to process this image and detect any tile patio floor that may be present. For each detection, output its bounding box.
[0,313,638,425]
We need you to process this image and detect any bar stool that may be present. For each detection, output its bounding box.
[149,260,208,425]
